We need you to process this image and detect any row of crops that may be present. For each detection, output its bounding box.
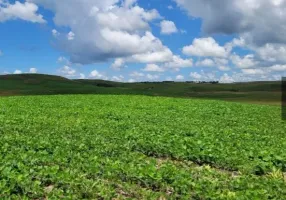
[1,95,286,199]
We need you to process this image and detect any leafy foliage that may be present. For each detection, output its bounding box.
[0,95,286,199]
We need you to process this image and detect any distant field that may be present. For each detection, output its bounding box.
[0,74,282,105]
[1,95,286,199]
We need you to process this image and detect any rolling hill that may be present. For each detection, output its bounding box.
[0,73,282,105]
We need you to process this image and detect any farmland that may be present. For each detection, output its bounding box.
[1,95,286,199]
[0,74,281,105]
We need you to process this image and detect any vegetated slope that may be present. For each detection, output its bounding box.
[0,74,282,104]
[1,95,286,199]
[0,74,97,95]
[77,79,282,104]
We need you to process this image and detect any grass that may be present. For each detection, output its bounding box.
[0,95,286,199]
[0,74,282,105]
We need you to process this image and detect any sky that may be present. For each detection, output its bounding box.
[0,0,286,83]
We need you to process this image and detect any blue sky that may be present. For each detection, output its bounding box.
[0,0,286,82]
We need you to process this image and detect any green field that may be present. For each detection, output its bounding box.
[1,95,286,199]
[0,74,282,105]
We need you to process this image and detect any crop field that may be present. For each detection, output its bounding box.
[1,95,286,199]
[0,74,281,105]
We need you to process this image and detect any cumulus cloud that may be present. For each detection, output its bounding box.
[58,66,76,77]
[164,55,193,70]
[166,76,173,81]
[79,73,86,79]
[189,72,202,79]
[142,64,165,72]
[255,43,286,63]
[29,0,164,64]
[52,29,59,37]
[146,74,160,80]
[123,0,137,8]
[29,68,38,73]
[230,54,258,69]
[196,59,215,67]
[176,75,184,80]
[130,71,144,77]
[128,78,136,83]
[241,68,266,75]
[13,69,22,74]
[57,56,71,66]
[214,58,229,66]
[219,73,234,83]
[89,70,106,79]
[111,75,124,82]
[195,58,231,71]
[183,37,228,57]
[189,70,218,82]
[111,58,126,70]
[67,31,75,41]
[175,0,286,46]
[268,64,286,71]
[130,44,173,63]
[160,20,178,34]
[0,1,45,23]
[218,66,231,71]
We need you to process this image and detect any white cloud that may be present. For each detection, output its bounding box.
[218,66,231,71]
[89,70,106,79]
[79,73,86,79]
[146,74,160,80]
[183,37,228,57]
[111,75,124,82]
[164,55,193,69]
[189,70,218,82]
[255,43,286,62]
[166,76,173,81]
[189,71,217,82]
[59,66,76,77]
[128,78,136,83]
[29,68,37,73]
[0,1,45,23]
[180,29,187,34]
[214,58,229,66]
[196,58,215,67]
[67,31,75,41]
[123,0,137,8]
[29,0,164,64]
[13,69,22,74]
[174,0,286,46]
[268,64,286,71]
[57,56,71,65]
[231,54,258,69]
[189,72,202,79]
[176,75,184,80]
[241,68,265,75]
[160,20,178,35]
[52,29,60,37]
[225,70,286,83]
[130,71,144,77]
[230,37,246,48]
[111,58,126,70]
[130,41,173,63]
[142,64,164,72]
[219,73,234,83]
[0,50,2,56]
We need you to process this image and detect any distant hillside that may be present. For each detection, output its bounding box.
[0,73,282,105]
